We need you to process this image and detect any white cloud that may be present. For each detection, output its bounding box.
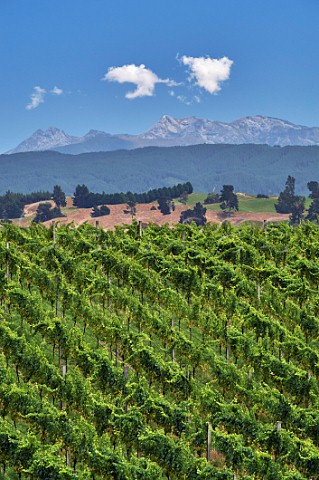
[103,63,177,99]
[51,86,63,96]
[174,93,201,106]
[177,95,191,106]
[26,86,46,110]
[26,85,64,110]
[181,55,233,94]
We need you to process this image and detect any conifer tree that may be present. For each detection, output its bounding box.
[53,185,67,208]
[275,175,297,213]
[220,185,239,213]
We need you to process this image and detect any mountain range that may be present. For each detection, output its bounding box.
[7,115,319,154]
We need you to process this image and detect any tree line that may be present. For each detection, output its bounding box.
[28,182,195,223]
[0,186,66,222]
[5,176,319,226]
[0,190,51,220]
[73,182,194,208]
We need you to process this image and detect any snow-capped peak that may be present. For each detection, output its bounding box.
[7,127,79,154]
[6,114,319,154]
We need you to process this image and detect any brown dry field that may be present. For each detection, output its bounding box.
[15,198,290,229]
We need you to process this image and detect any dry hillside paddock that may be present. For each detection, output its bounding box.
[16,197,290,229]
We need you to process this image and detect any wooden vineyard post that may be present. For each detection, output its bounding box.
[257,281,261,307]
[171,318,175,362]
[52,221,56,247]
[95,220,99,228]
[226,320,230,362]
[276,420,282,432]
[55,275,60,316]
[206,422,212,461]
[108,275,111,309]
[124,365,129,412]
[115,338,119,367]
[61,364,67,411]
[307,372,312,407]
[138,220,142,237]
[66,449,70,467]
[5,241,9,279]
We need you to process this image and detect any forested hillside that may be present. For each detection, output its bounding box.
[2,143,319,195]
[1,221,319,479]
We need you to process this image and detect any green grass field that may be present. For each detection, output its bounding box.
[184,193,208,205]
[236,196,278,213]
[184,193,312,213]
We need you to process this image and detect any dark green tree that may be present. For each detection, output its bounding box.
[73,184,90,207]
[53,185,67,208]
[204,192,221,204]
[285,174,295,196]
[158,197,172,215]
[34,202,65,223]
[91,205,111,217]
[290,196,305,225]
[193,202,206,218]
[306,198,319,223]
[307,181,319,199]
[100,205,111,216]
[275,175,296,213]
[127,200,137,217]
[220,185,239,213]
[179,202,206,225]
[0,193,23,219]
[34,203,52,223]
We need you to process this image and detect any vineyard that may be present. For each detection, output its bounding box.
[1,220,319,479]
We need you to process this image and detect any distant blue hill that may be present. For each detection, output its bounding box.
[1,143,319,196]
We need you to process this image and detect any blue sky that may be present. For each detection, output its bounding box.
[1,0,319,152]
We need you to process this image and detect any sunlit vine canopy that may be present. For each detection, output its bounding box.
[0,220,319,479]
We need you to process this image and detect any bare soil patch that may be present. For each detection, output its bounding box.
[15,199,290,229]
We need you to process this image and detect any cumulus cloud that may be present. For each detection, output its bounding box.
[26,85,64,110]
[26,86,46,110]
[51,86,63,96]
[181,55,233,94]
[103,64,177,99]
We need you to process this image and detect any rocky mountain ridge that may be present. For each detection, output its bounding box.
[7,115,319,154]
